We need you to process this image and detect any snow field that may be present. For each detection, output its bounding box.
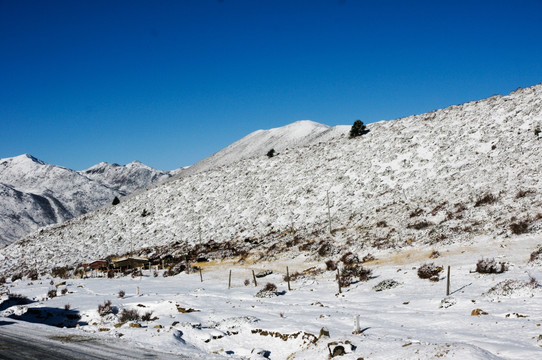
[2,235,542,359]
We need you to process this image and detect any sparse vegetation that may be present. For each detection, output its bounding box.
[98,300,115,316]
[516,189,534,199]
[263,282,277,292]
[417,263,441,281]
[11,272,23,282]
[476,258,507,274]
[340,252,359,265]
[0,276,5,285]
[373,279,400,292]
[61,288,68,295]
[474,193,497,207]
[256,282,279,298]
[119,308,140,322]
[409,208,424,218]
[338,265,372,288]
[530,245,542,263]
[48,289,57,298]
[362,253,376,263]
[51,266,70,279]
[325,259,337,271]
[510,220,530,235]
[26,269,39,281]
[407,220,433,230]
[485,279,537,298]
[141,311,154,322]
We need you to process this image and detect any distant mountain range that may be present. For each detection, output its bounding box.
[0,155,172,246]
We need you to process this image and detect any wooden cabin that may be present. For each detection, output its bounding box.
[112,257,149,271]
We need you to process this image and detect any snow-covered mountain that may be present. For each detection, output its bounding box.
[1,84,542,275]
[81,160,171,195]
[181,120,350,176]
[0,155,172,246]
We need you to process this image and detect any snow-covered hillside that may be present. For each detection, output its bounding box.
[0,155,172,246]
[181,120,350,176]
[1,84,542,275]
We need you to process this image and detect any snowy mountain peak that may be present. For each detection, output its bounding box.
[22,153,46,165]
[181,119,347,176]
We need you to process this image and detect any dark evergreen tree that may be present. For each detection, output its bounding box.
[267,148,276,158]
[349,120,366,138]
[112,196,120,205]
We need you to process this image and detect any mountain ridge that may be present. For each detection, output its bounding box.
[0,155,174,246]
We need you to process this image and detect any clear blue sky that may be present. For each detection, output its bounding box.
[2,0,542,171]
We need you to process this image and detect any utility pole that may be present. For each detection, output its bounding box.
[327,190,332,235]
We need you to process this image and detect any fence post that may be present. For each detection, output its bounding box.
[228,270,232,289]
[252,270,258,287]
[286,266,292,291]
[446,266,451,296]
[337,268,342,294]
[199,268,203,282]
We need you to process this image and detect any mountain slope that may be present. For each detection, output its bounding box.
[1,84,542,275]
[0,155,173,246]
[181,120,350,176]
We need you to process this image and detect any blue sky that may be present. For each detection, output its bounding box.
[1,0,542,171]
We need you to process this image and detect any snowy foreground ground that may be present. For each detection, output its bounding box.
[2,235,542,359]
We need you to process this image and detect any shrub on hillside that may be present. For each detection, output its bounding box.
[0,276,5,285]
[51,266,70,279]
[373,279,400,292]
[118,290,125,298]
[119,309,140,322]
[510,220,530,235]
[141,311,155,322]
[112,196,120,205]
[361,253,376,263]
[340,252,359,265]
[476,258,507,274]
[98,300,115,316]
[338,266,372,288]
[417,263,441,281]
[47,289,57,298]
[11,272,23,282]
[530,245,542,263]
[255,282,279,298]
[26,269,39,281]
[474,193,497,207]
[263,282,277,292]
[325,259,337,271]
